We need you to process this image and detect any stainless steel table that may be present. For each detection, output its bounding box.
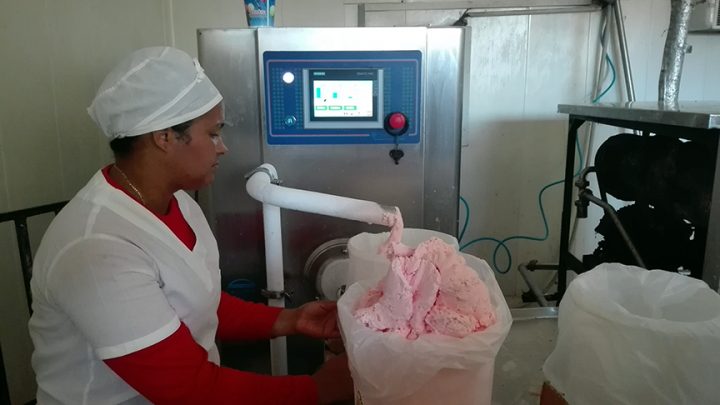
[556,102,720,299]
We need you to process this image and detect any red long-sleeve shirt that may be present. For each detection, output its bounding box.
[102,166,317,404]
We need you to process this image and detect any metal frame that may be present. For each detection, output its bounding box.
[352,0,598,11]
[0,201,67,312]
[0,201,67,405]
[351,0,601,26]
[464,5,600,17]
[556,103,720,300]
[577,189,646,268]
[0,346,8,405]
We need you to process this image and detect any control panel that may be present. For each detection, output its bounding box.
[263,51,422,145]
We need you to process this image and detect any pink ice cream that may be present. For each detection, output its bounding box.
[354,209,496,339]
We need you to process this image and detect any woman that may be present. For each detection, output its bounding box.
[28,47,353,404]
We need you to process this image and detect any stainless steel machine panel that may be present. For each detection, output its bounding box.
[199,27,469,373]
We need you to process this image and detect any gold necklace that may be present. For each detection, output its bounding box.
[114,164,146,206]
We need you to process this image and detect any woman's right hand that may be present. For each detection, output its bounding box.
[312,353,354,404]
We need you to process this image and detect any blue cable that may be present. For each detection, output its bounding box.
[459,196,470,242]
[460,134,585,274]
[592,54,616,104]
[459,53,615,274]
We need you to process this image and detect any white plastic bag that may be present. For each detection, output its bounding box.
[337,254,512,405]
[543,263,720,405]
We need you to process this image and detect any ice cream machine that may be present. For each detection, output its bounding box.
[198,27,469,373]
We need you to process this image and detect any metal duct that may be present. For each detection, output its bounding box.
[659,0,695,106]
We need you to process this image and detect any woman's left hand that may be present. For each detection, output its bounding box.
[272,301,340,339]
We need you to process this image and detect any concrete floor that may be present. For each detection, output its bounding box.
[492,307,559,405]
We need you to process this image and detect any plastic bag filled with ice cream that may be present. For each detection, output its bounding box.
[337,212,512,405]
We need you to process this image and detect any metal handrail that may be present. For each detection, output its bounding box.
[0,345,8,405]
[0,200,67,404]
[0,201,68,312]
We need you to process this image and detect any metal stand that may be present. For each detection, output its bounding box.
[0,344,9,405]
[575,184,646,269]
[555,102,720,300]
[0,201,67,313]
[0,201,67,404]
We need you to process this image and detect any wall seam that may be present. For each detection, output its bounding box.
[584,12,593,102]
[522,15,531,117]
[162,0,177,47]
[0,116,10,210]
[516,14,532,296]
[45,0,66,201]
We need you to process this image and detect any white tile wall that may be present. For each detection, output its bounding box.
[447,11,597,295]
[170,0,247,57]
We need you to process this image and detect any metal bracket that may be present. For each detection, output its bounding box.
[579,189,647,268]
[261,289,293,303]
[244,166,283,185]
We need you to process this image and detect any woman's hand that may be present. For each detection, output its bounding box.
[271,301,340,339]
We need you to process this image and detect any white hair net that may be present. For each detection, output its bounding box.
[87,47,223,139]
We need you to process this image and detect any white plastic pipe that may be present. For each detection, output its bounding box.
[262,202,287,376]
[245,163,398,375]
[246,164,398,226]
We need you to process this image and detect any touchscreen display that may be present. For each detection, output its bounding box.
[312,80,374,118]
[308,69,379,122]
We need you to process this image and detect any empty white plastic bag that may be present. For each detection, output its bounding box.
[543,263,720,405]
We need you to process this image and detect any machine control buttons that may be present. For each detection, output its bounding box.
[282,71,295,84]
[385,112,408,164]
[388,113,406,130]
[284,116,297,127]
[384,112,409,136]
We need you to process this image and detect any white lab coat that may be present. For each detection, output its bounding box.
[28,170,222,404]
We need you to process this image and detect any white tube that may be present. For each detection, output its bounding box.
[246,163,398,226]
[263,202,288,375]
[245,163,399,376]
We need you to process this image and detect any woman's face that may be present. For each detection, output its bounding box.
[170,103,227,190]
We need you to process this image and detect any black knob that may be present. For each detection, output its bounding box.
[389,148,404,165]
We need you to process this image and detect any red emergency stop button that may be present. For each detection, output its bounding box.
[389,113,406,130]
[384,112,409,136]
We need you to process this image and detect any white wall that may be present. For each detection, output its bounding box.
[0,0,718,402]
[169,0,247,56]
[0,1,172,402]
[457,12,598,295]
[169,0,348,56]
